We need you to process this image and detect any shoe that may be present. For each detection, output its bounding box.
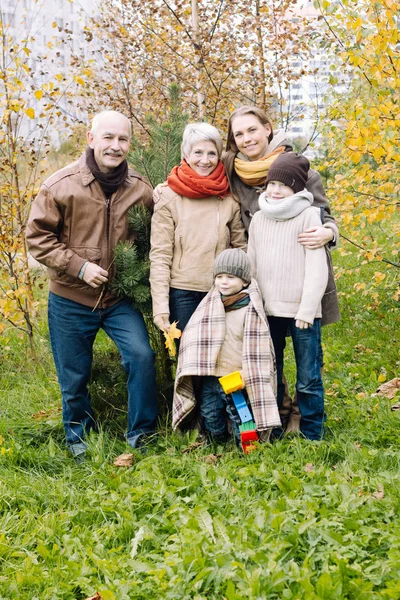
[126,431,157,451]
[69,441,87,460]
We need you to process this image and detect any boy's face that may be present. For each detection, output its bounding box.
[266,180,294,201]
[215,273,245,296]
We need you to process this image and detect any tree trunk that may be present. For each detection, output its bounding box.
[191,0,205,118]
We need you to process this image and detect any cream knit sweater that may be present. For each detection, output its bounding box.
[247,200,328,325]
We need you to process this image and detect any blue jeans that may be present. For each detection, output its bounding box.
[169,288,207,333]
[199,376,241,443]
[48,293,158,452]
[268,317,325,440]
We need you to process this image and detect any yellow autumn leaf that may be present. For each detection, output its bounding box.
[163,321,182,357]
[34,90,43,100]
[373,272,385,284]
[25,107,35,119]
[377,373,386,383]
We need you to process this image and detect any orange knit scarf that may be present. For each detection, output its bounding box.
[167,160,230,199]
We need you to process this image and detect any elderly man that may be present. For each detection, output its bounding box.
[26,110,158,458]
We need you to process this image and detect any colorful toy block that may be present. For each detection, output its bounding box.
[231,390,253,423]
[218,371,244,394]
[219,372,259,454]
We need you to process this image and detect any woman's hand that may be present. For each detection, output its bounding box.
[298,226,333,249]
[295,319,310,329]
[154,313,171,332]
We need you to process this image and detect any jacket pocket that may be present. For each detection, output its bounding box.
[70,246,102,263]
[55,247,101,279]
[178,237,184,269]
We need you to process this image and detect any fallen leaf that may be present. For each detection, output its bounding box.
[304,462,314,472]
[201,453,222,464]
[113,453,134,467]
[163,321,182,357]
[181,441,206,453]
[85,594,104,600]
[372,484,384,500]
[376,377,400,399]
[32,409,48,419]
[32,406,61,419]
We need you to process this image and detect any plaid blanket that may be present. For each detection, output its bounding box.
[172,280,281,431]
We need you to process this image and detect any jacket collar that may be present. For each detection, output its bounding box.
[78,151,137,188]
[79,152,97,187]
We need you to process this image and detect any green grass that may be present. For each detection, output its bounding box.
[0,246,399,599]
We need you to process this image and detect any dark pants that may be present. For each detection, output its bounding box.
[199,376,242,443]
[268,316,325,440]
[169,288,208,332]
[48,293,158,453]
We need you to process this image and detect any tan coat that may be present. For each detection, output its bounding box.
[214,306,247,377]
[149,183,247,317]
[26,152,153,308]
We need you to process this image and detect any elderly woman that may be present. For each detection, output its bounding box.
[223,105,340,431]
[150,122,247,334]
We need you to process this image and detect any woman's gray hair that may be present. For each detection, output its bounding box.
[181,122,223,160]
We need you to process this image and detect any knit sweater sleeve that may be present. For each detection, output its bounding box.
[296,209,329,324]
[307,169,339,247]
[149,186,175,317]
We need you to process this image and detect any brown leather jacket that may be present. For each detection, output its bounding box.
[26,152,153,308]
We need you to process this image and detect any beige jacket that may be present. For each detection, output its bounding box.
[214,305,247,377]
[150,183,247,317]
[26,152,153,308]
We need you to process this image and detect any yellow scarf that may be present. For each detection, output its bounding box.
[234,147,285,186]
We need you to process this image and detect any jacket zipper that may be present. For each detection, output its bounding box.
[214,198,220,256]
[102,194,111,308]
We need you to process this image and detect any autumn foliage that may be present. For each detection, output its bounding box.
[317,0,399,302]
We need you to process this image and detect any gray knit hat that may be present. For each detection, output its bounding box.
[266,152,310,194]
[214,249,251,284]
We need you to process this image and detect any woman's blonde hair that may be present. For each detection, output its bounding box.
[226,105,274,153]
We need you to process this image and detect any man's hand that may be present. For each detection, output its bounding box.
[295,319,310,329]
[154,313,171,332]
[82,263,109,288]
[298,226,333,249]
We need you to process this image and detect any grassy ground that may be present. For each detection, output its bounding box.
[0,246,399,600]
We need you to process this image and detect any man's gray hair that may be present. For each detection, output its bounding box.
[181,122,223,160]
[90,110,132,136]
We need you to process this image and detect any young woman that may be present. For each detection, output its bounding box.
[150,122,247,335]
[223,105,340,430]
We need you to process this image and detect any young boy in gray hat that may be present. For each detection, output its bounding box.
[172,248,280,445]
[248,152,329,440]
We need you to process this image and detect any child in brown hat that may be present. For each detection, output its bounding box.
[172,248,280,445]
[248,152,329,440]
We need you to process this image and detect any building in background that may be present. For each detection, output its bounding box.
[280,0,349,156]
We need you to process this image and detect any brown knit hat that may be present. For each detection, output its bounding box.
[266,152,310,194]
[214,249,251,284]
